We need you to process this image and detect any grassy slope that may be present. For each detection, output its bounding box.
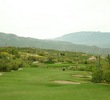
[0,68,110,100]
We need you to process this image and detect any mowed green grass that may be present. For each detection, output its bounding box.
[0,68,110,100]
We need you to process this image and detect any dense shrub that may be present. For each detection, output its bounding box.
[0,59,25,72]
[104,71,110,83]
[0,60,12,71]
[92,69,103,83]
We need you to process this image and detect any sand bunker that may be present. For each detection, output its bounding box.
[54,80,80,84]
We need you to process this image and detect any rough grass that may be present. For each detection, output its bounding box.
[0,68,110,100]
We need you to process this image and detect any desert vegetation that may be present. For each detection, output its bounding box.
[0,47,110,83]
[0,47,110,100]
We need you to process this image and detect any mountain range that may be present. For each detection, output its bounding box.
[55,31,110,48]
[0,32,110,55]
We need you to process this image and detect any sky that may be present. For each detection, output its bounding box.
[0,0,110,39]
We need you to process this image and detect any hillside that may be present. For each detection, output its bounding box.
[0,32,110,55]
[55,31,110,48]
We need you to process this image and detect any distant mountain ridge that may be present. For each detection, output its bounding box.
[55,31,110,48]
[0,32,110,55]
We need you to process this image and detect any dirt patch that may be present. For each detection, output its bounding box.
[53,80,80,84]
[0,73,3,76]
[72,74,92,78]
[72,75,83,77]
[18,68,23,70]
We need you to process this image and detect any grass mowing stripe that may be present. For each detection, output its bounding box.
[0,68,110,100]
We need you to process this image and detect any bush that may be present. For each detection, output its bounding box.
[0,60,12,72]
[0,59,25,72]
[104,71,110,83]
[92,69,103,83]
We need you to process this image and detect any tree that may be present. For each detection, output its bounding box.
[96,56,102,69]
[107,54,110,69]
[92,56,103,83]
